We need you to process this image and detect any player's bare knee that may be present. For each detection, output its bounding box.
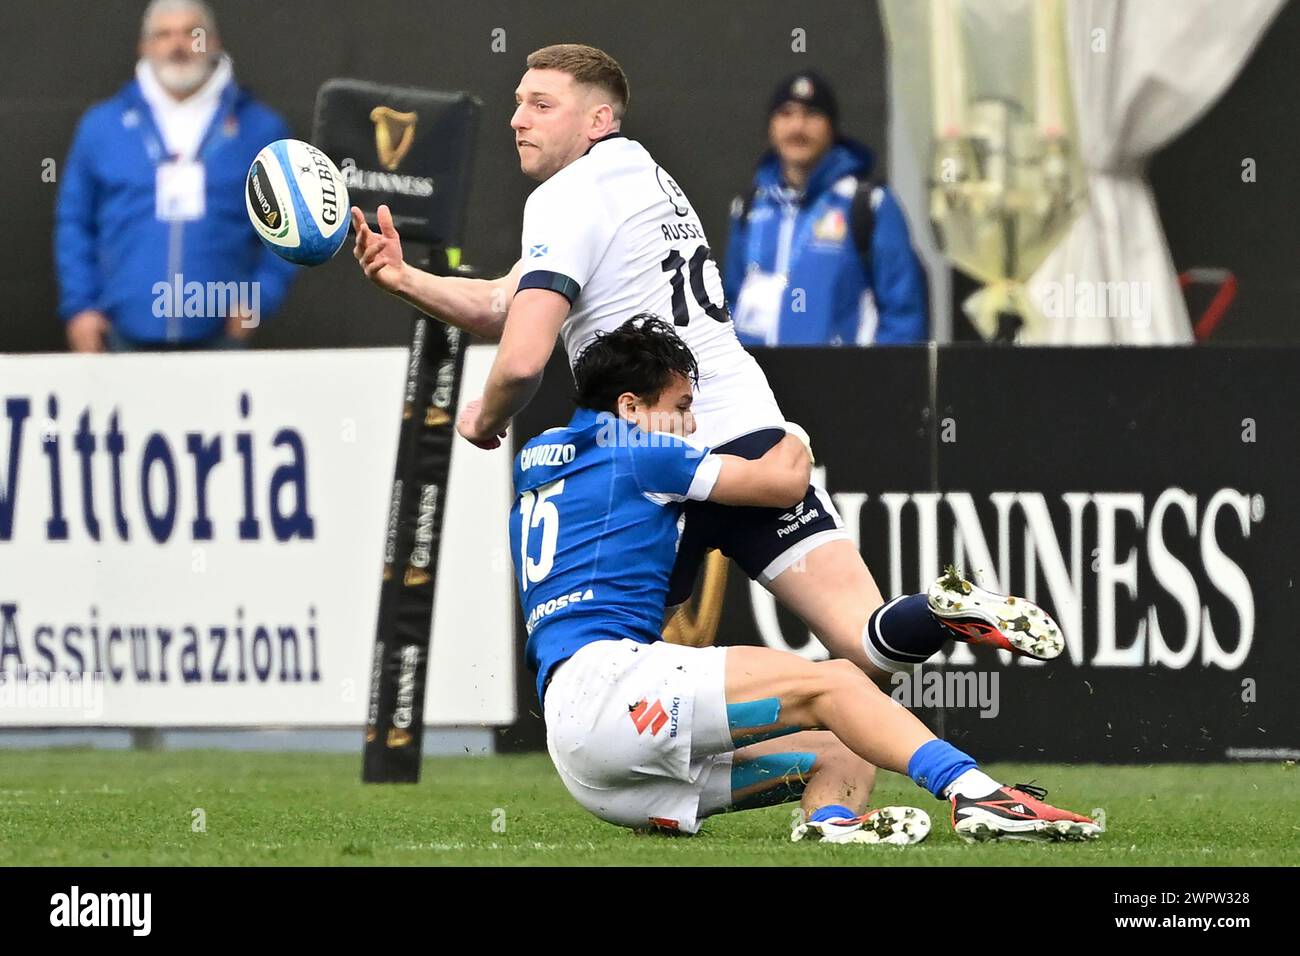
[820,657,873,694]
[812,731,861,767]
[804,658,879,718]
[798,729,840,760]
[778,670,837,726]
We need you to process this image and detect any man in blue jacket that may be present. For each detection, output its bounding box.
[55,0,296,352]
[723,72,928,346]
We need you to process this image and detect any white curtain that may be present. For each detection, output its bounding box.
[1025,0,1286,344]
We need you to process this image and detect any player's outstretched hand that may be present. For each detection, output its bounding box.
[456,397,510,450]
[351,204,406,295]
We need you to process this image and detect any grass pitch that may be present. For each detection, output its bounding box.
[1,750,1296,866]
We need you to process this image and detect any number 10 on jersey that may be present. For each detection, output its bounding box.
[661,245,729,326]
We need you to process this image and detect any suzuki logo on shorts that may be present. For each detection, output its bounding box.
[629,698,669,736]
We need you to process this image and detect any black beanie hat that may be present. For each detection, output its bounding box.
[768,71,839,128]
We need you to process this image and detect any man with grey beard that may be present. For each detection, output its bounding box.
[55,0,296,352]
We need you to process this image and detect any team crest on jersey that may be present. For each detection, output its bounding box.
[656,166,690,217]
[528,243,549,258]
[813,208,847,243]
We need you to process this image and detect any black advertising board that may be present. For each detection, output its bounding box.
[933,346,1299,761]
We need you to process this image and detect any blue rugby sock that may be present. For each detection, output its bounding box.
[907,739,978,799]
[809,804,857,824]
[863,593,951,671]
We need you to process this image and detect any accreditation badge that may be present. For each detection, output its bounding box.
[156,159,206,222]
[732,269,788,346]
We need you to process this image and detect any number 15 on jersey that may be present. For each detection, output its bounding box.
[518,479,565,590]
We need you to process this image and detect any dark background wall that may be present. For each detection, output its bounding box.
[1147,0,1299,344]
[0,0,1294,353]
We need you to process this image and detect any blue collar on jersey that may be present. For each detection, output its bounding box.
[563,406,666,447]
[567,406,605,429]
[584,130,626,155]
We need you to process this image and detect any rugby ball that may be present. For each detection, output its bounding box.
[246,139,350,266]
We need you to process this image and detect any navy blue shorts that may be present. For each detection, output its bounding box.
[666,428,849,607]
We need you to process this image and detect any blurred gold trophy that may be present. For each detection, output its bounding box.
[883,0,1087,341]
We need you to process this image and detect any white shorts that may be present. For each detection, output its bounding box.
[543,639,735,834]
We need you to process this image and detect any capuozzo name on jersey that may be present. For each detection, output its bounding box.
[518,442,577,471]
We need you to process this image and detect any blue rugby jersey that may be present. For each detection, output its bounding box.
[509,407,720,702]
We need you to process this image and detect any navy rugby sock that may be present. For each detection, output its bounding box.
[862,593,950,671]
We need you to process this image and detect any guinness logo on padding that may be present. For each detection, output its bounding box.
[370,105,419,171]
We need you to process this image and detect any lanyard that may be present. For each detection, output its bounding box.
[130,84,234,166]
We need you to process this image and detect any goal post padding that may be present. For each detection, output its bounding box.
[312,79,481,782]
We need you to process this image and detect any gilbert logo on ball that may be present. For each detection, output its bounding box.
[246,139,350,266]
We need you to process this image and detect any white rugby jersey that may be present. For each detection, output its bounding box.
[517,134,785,448]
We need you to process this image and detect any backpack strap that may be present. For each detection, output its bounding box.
[735,175,881,277]
[849,174,883,277]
